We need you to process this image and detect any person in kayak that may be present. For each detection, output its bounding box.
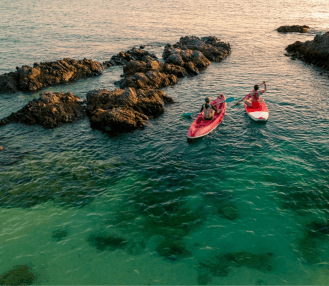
[245,81,267,107]
[200,97,220,120]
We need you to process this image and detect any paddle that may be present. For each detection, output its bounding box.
[233,82,264,106]
[182,96,235,117]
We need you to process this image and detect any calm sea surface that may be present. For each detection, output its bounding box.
[1,0,329,284]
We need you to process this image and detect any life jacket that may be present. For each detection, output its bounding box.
[203,103,213,118]
[252,91,261,102]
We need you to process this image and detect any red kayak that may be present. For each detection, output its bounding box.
[187,95,226,139]
[244,100,269,121]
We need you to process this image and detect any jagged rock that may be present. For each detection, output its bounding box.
[0,265,36,285]
[277,25,310,33]
[103,47,158,67]
[122,59,187,78]
[0,58,103,94]
[0,91,85,128]
[285,32,329,70]
[116,71,178,90]
[86,87,173,134]
[163,36,231,69]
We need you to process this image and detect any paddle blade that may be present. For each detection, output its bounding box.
[182,112,193,117]
[224,97,235,103]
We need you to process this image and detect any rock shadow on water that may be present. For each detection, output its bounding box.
[197,251,274,285]
[0,265,36,285]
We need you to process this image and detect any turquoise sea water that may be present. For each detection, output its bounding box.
[1,0,329,284]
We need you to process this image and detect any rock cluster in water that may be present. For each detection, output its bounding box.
[277,25,310,33]
[285,32,329,71]
[163,36,231,75]
[102,47,158,67]
[86,87,174,133]
[0,265,36,285]
[0,36,231,134]
[0,58,103,94]
[88,36,230,134]
[0,91,85,129]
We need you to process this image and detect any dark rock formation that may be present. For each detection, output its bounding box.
[0,58,103,94]
[86,87,173,133]
[163,36,231,75]
[116,70,178,90]
[285,32,329,70]
[277,25,310,33]
[0,91,85,128]
[0,265,36,285]
[103,47,158,67]
[115,52,189,90]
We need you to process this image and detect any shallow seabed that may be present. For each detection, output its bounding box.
[1,0,329,284]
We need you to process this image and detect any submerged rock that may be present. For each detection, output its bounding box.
[0,91,85,129]
[224,251,273,272]
[220,206,237,220]
[277,25,310,33]
[52,229,68,241]
[197,272,212,285]
[294,220,329,264]
[285,32,329,70]
[0,58,103,94]
[0,265,36,285]
[86,87,173,134]
[87,233,128,251]
[155,238,191,261]
[198,251,273,281]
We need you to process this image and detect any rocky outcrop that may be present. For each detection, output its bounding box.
[285,32,329,70]
[92,36,231,135]
[103,48,158,67]
[116,70,178,90]
[0,91,85,128]
[277,25,310,33]
[163,36,231,75]
[0,58,103,94]
[115,54,188,90]
[86,87,173,133]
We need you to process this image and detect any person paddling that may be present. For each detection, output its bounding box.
[200,97,220,120]
[245,81,267,107]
